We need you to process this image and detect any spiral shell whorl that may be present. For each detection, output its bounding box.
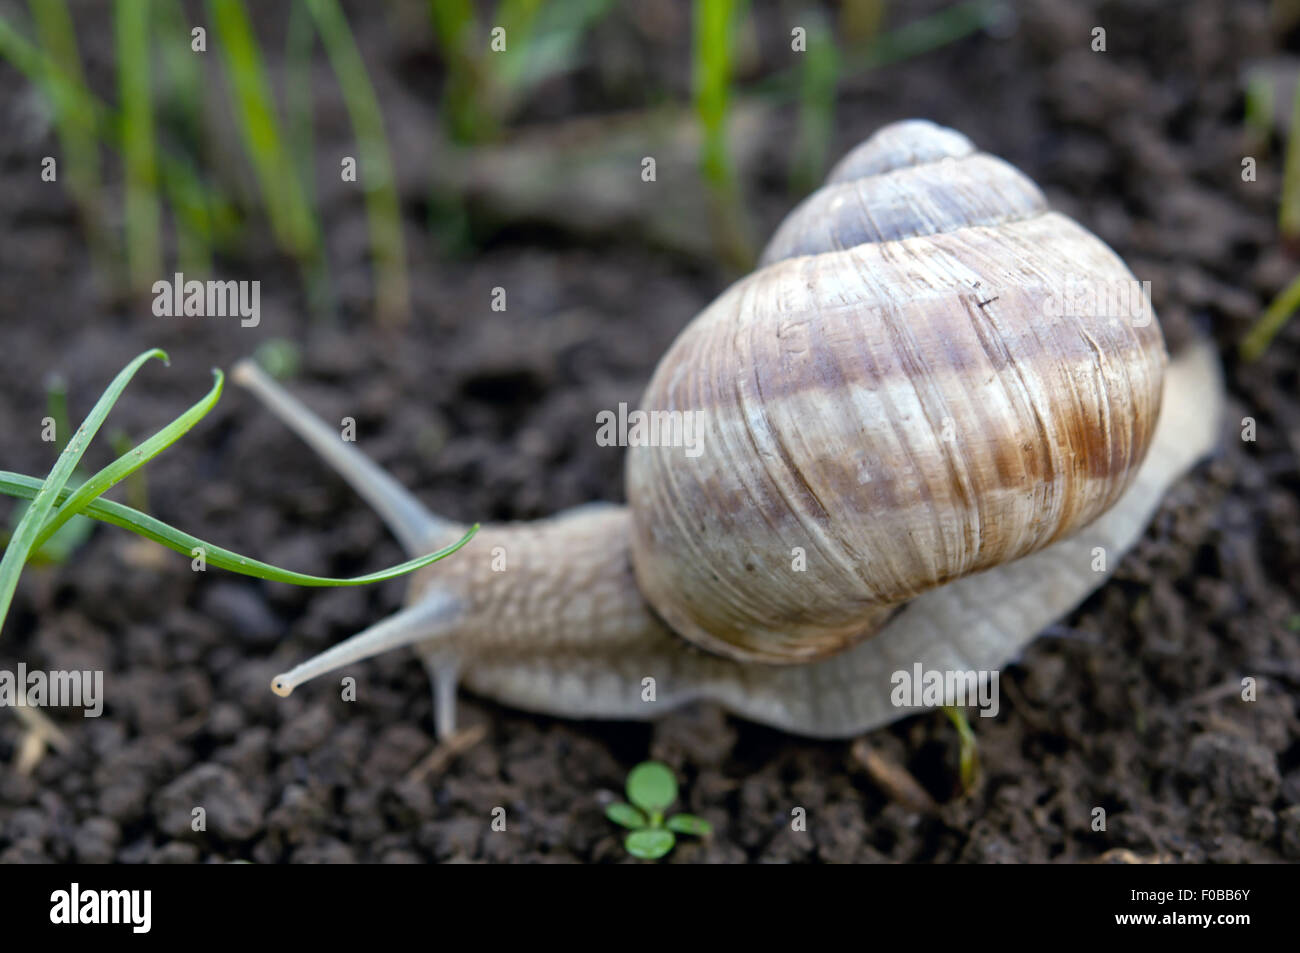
[626,120,1167,664]
[761,120,1048,265]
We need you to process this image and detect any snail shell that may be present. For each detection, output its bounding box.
[627,119,1166,663]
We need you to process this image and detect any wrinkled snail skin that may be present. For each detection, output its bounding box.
[236,119,1221,741]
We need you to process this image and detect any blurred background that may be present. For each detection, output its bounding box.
[0,0,1296,864]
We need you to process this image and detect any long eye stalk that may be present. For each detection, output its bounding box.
[270,590,460,698]
[232,360,454,556]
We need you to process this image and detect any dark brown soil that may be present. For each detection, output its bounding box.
[1,0,1297,863]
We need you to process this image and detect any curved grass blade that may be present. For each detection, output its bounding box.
[0,471,477,587]
[32,369,224,551]
[24,506,93,566]
[0,349,167,629]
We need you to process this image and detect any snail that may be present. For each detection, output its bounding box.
[231,119,1223,740]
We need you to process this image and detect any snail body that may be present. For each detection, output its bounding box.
[234,120,1220,739]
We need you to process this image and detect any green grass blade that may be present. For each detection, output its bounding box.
[27,372,94,562]
[506,0,614,91]
[151,0,214,275]
[28,0,98,193]
[1281,74,1300,241]
[284,2,334,319]
[45,373,71,452]
[0,471,478,587]
[32,369,224,551]
[427,0,475,56]
[163,154,217,274]
[285,2,317,198]
[845,0,991,73]
[2,8,236,275]
[943,704,979,792]
[1243,73,1274,147]
[115,0,162,293]
[691,0,753,269]
[2,372,92,566]
[27,0,111,270]
[304,0,409,324]
[494,0,543,88]
[1242,270,1300,361]
[150,0,205,133]
[747,0,993,102]
[1,12,239,261]
[428,0,488,142]
[108,430,150,512]
[692,0,739,189]
[790,13,839,194]
[26,510,95,566]
[139,0,240,256]
[0,349,167,630]
[0,14,105,130]
[208,0,319,259]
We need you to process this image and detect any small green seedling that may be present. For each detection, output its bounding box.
[605,761,712,860]
[943,705,980,793]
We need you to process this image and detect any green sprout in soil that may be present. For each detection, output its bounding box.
[1243,271,1300,360]
[943,705,980,793]
[692,0,754,271]
[0,348,477,637]
[1246,71,1300,359]
[605,761,712,859]
[116,0,163,294]
[1279,72,1300,246]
